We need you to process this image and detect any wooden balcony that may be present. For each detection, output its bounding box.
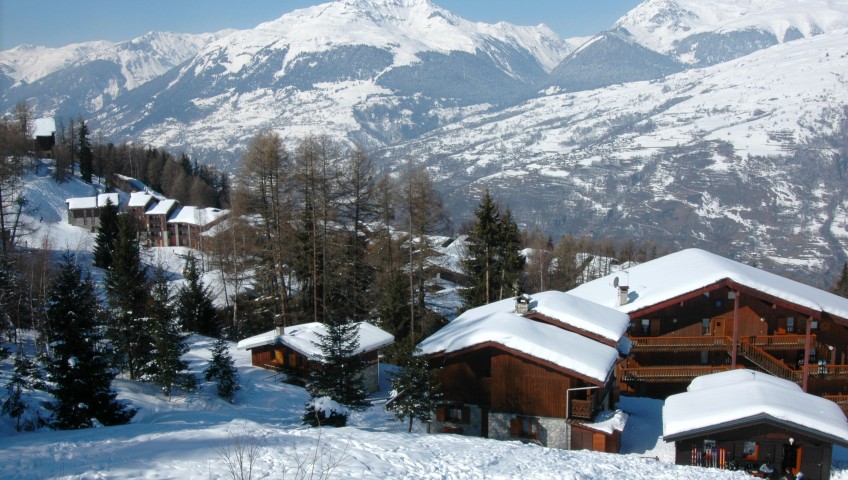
[619,365,733,383]
[570,399,593,420]
[629,336,730,352]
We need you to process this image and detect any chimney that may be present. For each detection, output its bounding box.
[515,294,531,315]
[617,285,630,306]
[274,323,284,337]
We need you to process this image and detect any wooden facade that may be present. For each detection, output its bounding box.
[670,420,836,479]
[429,342,616,450]
[618,280,848,398]
[247,342,382,392]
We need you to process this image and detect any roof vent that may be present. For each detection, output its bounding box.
[515,293,532,315]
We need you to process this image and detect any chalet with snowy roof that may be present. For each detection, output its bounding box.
[144,199,179,247]
[65,193,122,232]
[127,191,158,242]
[237,322,394,393]
[664,370,848,479]
[418,291,630,451]
[167,206,229,250]
[568,248,848,401]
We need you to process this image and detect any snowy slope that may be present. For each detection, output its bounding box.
[380,27,848,282]
[615,0,848,64]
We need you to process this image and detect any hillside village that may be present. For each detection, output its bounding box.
[5,0,848,479]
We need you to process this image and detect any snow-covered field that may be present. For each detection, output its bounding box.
[0,334,797,480]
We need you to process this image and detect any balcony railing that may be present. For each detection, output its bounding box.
[570,399,593,420]
[629,336,730,352]
[619,365,733,383]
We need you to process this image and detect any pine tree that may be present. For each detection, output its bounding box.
[387,347,437,433]
[834,262,848,298]
[43,252,136,429]
[205,338,239,402]
[78,120,93,183]
[461,191,525,310]
[461,190,501,308]
[149,269,194,398]
[304,320,369,426]
[1,350,44,431]
[176,253,219,336]
[92,198,120,269]
[105,215,153,380]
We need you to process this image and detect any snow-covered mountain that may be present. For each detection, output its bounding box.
[379,28,848,282]
[88,0,570,167]
[0,30,230,115]
[616,0,848,65]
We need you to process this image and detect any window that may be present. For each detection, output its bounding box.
[437,404,470,425]
[702,318,711,335]
[510,416,540,441]
[641,319,650,334]
[787,317,795,333]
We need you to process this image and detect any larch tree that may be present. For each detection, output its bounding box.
[231,131,292,328]
[334,146,379,323]
[400,162,449,344]
[43,253,136,429]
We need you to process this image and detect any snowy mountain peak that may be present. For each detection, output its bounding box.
[218,0,567,72]
[615,0,848,59]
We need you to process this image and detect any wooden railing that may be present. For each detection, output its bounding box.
[746,334,813,350]
[737,338,801,382]
[570,399,592,420]
[619,365,733,383]
[629,336,731,352]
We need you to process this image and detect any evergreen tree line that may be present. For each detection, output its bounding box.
[0,209,239,430]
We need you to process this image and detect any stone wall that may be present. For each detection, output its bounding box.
[488,412,571,449]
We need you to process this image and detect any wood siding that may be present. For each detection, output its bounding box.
[490,351,572,418]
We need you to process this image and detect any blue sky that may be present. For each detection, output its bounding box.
[0,0,641,49]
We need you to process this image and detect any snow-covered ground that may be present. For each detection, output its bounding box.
[0,333,816,480]
[4,165,848,478]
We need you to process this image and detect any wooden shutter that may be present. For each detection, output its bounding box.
[436,406,446,422]
[509,418,520,437]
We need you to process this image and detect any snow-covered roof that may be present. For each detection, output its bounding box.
[168,206,229,227]
[568,248,848,321]
[128,191,156,208]
[65,193,120,210]
[417,295,622,384]
[32,117,55,138]
[236,322,395,360]
[663,370,848,445]
[529,291,630,343]
[145,199,179,216]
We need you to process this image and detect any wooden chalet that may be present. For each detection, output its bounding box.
[664,370,848,479]
[568,248,848,403]
[418,291,631,451]
[65,193,122,232]
[144,199,179,247]
[237,322,394,394]
[167,206,229,250]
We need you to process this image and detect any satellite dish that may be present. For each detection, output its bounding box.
[613,276,619,288]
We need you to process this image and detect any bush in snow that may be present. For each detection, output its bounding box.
[302,396,349,427]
